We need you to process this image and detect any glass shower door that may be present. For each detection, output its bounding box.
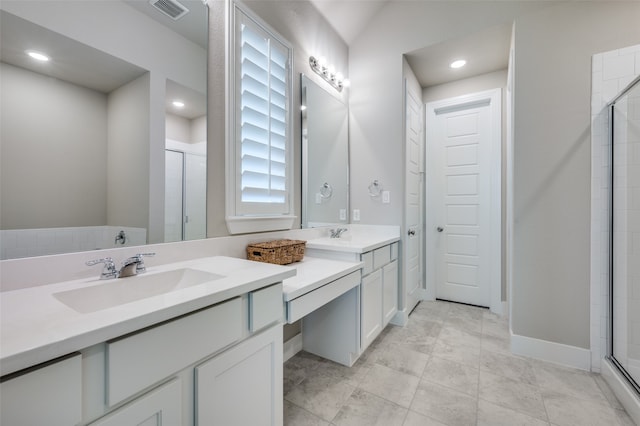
[610,76,640,392]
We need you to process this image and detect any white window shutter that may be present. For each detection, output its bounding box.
[235,12,291,216]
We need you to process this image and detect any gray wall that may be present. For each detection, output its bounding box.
[107,73,150,230]
[0,63,108,229]
[511,1,640,349]
[349,1,640,351]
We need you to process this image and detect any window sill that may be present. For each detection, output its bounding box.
[226,215,297,235]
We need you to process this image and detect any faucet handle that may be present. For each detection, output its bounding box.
[134,252,155,274]
[86,257,117,280]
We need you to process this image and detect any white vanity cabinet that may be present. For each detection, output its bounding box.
[305,239,399,356]
[360,243,398,351]
[0,353,82,426]
[90,379,182,426]
[195,324,282,425]
[361,269,383,350]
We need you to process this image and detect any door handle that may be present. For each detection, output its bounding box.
[437,227,444,232]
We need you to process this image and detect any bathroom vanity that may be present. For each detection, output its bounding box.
[283,226,400,366]
[0,257,295,425]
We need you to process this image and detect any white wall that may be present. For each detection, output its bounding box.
[0,63,108,229]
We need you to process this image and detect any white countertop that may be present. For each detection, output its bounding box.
[282,256,362,301]
[305,235,399,253]
[0,256,295,376]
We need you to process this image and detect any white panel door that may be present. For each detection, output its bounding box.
[405,79,424,315]
[426,90,501,308]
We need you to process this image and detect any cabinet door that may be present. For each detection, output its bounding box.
[195,324,283,426]
[383,260,398,326]
[361,269,383,351]
[90,379,181,426]
[1,354,82,426]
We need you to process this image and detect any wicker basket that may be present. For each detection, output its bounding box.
[246,239,306,265]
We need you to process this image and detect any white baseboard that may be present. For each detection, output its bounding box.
[283,333,303,362]
[602,358,640,426]
[510,332,591,371]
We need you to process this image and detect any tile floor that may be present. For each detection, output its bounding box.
[283,300,636,426]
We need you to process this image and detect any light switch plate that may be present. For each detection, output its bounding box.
[382,191,390,203]
[353,209,360,221]
[339,209,346,220]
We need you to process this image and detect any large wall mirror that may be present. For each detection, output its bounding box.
[0,0,207,259]
[301,74,349,228]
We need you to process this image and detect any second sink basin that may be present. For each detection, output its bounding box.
[54,268,224,313]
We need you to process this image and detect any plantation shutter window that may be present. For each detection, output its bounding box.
[226,1,294,233]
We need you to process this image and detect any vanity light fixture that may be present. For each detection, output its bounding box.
[309,56,348,92]
[172,100,185,108]
[26,50,50,62]
[450,59,467,69]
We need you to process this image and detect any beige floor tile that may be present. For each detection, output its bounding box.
[543,389,621,426]
[284,372,356,422]
[593,374,625,410]
[477,399,549,426]
[284,400,331,426]
[422,356,479,397]
[410,380,477,426]
[439,325,482,349]
[480,350,537,386]
[479,370,548,421]
[332,389,408,426]
[371,343,430,377]
[480,332,511,355]
[431,339,481,368]
[403,410,449,426]
[359,363,420,408]
[444,313,482,334]
[532,361,608,404]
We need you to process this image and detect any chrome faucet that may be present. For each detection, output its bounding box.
[86,253,155,279]
[118,253,155,278]
[85,257,117,280]
[330,227,348,238]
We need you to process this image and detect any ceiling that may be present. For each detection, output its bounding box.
[309,0,512,88]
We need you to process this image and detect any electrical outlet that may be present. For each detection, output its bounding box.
[382,191,390,204]
[339,209,346,220]
[353,209,360,221]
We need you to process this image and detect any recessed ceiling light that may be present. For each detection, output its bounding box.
[26,50,50,62]
[450,59,466,69]
[172,100,185,108]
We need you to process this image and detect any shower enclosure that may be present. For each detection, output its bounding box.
[609,75,640,394]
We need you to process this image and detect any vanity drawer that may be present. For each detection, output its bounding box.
[106,297,242,406]
[373,245,391,270]
[360,251,373,276]
[249,283,283,332]
[286,270,361,323]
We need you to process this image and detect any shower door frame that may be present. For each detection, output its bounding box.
[607,74,640,396]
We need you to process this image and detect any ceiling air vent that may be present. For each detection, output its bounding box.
[149,0,189,20]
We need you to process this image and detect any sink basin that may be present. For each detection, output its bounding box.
[54,268,224,313]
